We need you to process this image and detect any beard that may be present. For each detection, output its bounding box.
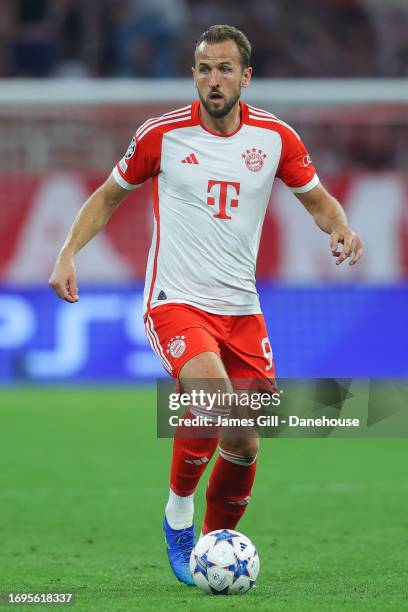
[199,89,241,119]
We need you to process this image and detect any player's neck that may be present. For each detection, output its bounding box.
[199,102,241,136]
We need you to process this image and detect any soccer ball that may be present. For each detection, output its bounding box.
[189,529,260,595]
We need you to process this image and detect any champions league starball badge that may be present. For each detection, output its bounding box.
[125,136,136,160]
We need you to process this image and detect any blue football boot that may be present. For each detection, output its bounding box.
[163,516,196,586]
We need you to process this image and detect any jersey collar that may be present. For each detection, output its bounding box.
[193,100,247,138]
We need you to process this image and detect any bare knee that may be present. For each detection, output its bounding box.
[179,351,228,380]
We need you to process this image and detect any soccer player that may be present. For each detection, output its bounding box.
[49,25,362,586]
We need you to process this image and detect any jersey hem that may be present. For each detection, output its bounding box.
[145,299,263,317]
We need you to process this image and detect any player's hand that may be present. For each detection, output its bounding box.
[48,252,79,302]
[330,226,362,266]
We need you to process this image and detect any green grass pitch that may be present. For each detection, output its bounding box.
[0,387,407,611]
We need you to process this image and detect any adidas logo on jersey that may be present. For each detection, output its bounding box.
[157,290,167,300]
[181,153,199,165]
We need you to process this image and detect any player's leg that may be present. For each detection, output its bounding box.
[166,351,232,525]
[179,351,262,535]
[145,305,226,585]
[202,313,276,534]
[166,351,227,529]
[163,351,232,585]
[202,416,259,534]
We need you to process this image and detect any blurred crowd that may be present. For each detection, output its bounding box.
[0,0,407,78]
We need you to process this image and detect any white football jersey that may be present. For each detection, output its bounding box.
[112,101,319,316]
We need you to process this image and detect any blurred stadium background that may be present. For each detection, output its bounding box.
[0,0,407,383]
[1,3,408,608]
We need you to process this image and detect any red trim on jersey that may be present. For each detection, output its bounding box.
[247,104,277,119]
[194,100,247,138]
[136,107,192,137]
[146,175,160,314]
[246,112,317,190]
[137,111,193,142]
[139,104,192,124]
[118,112,199,188]
[136,113,197,145]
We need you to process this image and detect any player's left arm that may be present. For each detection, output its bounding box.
[295,182,363,266]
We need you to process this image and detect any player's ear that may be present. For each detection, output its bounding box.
[241,67,252,88]
[192,66,197,86]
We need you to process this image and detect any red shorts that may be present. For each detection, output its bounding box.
[144,303,275,386]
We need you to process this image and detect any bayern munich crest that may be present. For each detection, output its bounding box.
[242,148,267,172]
[166,336,186,358]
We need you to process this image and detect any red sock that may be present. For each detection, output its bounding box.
[202,449,257,533]
[169,409,219,496]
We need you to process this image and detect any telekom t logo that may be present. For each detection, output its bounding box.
[207,180,240,220]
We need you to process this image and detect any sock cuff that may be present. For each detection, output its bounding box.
[219,446,257,466]
[169,482,197,497]
[169,487,194,501]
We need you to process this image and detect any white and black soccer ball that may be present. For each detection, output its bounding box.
[190,529,260,595]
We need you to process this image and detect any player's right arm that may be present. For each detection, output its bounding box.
[50,121,161,302]
[48,174,129,303]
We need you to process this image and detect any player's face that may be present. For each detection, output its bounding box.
[193,40,252,119]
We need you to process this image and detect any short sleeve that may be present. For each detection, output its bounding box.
[276,124,319,193]
[112,129,162,190]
